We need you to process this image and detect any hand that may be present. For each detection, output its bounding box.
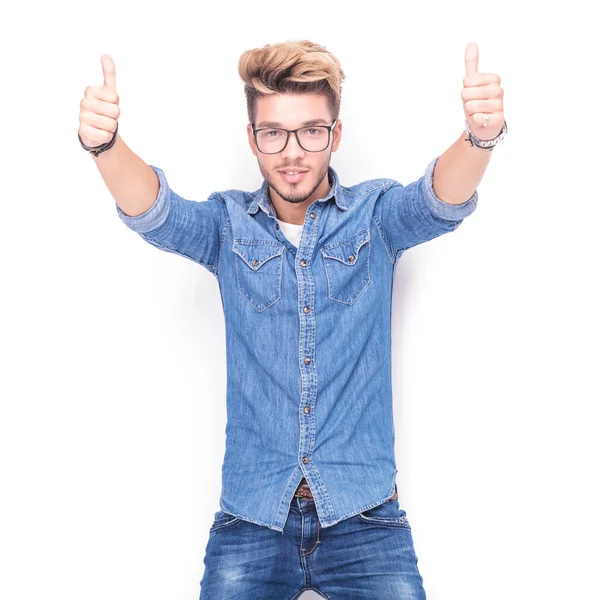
[462,42,505,141]
[78,54,120,148]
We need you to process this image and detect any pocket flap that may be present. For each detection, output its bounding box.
[232,240,285,270]
[321,229,370,265]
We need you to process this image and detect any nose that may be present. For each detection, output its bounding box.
[281,131,306,160]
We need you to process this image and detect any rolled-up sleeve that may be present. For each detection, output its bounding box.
[377,155,478,259]
[115,165,226,277]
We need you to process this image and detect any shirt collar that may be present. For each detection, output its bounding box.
[247,165,347,215]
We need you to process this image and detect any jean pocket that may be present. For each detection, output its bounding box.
[232,240,285,312]
[209,509,242,533]
[320,229,371,304]
[356,499,411,529]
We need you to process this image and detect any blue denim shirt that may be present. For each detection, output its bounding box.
[115,156,478,533]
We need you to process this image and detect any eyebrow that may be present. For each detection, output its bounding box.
[256,118,330,128]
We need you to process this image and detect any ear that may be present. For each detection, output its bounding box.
[331,120,342,152]
[247,123,258,157]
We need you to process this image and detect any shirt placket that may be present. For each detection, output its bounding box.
[293,201,335,524]
[256,192,337,528]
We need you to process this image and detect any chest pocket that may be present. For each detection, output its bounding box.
[320,229,371,305]
[232,240,285,312]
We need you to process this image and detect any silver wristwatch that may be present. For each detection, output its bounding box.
[464,119,507,151]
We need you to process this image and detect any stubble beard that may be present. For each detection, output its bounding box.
[259,152,332,205]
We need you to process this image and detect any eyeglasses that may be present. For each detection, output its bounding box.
[251,119,338,154]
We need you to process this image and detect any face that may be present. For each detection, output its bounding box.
[246,93,342,207]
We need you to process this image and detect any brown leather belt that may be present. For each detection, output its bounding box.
[293,478,398,502]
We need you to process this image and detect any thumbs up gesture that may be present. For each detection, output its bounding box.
[78,54,120,148]
[462,43,504,141]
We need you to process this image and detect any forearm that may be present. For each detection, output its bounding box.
[92,134,159,217]
[432,129,492,205]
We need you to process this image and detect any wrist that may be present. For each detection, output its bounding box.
[464,118,507,151]
[79,123,119,157]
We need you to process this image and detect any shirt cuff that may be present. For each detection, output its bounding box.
[115,165,171,234]
[422,155,478,222]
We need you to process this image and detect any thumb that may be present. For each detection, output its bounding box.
[101,54,117,93]
[464,42,479,77]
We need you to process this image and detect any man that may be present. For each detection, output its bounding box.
[79,39,506,599]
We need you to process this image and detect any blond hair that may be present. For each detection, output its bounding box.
[238,40,346,125]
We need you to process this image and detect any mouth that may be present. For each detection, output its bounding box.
[279,169,308,183]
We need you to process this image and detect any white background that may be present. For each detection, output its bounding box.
[1,1,598,599]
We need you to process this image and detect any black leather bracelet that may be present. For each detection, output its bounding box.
[78,123,119,157]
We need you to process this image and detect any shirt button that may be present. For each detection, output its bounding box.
[252,259,259,266]
[275,223,280,229]
[303,306,310,313]
[309,213,316,219]
[304,357,311,364]
[304,406,310,413]
[300,260,307,267]
[302,457,309,464]
[348,255,355,262]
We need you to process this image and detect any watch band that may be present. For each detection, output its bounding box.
[78,123,119,157]
[464,118,507,151]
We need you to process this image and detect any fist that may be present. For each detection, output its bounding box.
[78,54,120,148]
[462,42,505,141]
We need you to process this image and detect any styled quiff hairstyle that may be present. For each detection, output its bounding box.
[238,40,346,125]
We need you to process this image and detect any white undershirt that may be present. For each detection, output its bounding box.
[277,219,304,248]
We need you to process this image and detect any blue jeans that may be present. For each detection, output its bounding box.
[199,496,426,599]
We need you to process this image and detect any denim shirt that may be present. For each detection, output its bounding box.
[115,156,478,533]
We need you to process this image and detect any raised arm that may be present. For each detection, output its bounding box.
[79,54,226,277]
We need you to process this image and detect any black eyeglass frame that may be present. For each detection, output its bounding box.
[251,119,338,154]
